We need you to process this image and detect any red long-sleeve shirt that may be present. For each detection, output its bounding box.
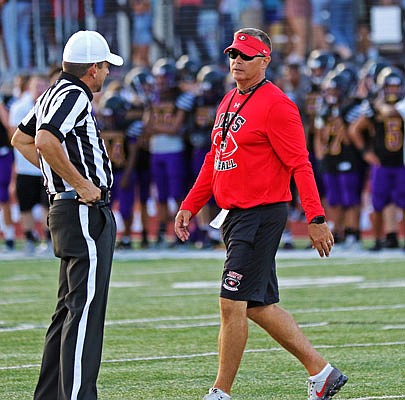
[180,81,325,223]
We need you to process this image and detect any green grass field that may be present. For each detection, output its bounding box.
[1,250,405,399]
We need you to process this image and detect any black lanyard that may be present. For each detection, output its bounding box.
[221,78,268,149]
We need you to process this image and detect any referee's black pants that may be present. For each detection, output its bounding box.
[34,200,116,400]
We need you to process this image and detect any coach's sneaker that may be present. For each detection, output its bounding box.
[308,365,348,400]
[203,388,231,400]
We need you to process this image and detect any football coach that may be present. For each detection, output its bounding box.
[174,28,348,400]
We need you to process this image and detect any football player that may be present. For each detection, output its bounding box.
[349,66,405,251]
[145,58,196,246]
[97,80,137,249]
[315,66,363,248]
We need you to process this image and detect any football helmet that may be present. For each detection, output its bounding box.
[175,54,200,82]
[306,50,338,85]
[151,57,178,88]
[332,62,358,97]
[322,68,357,105]
[376,66,404,104]
[125,66,154,92]
[358,59,391,96]
[99,94,129,130]
[196,64,226,99]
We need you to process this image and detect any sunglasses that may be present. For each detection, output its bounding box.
[228,50,265,61]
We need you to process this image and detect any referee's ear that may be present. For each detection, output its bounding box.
[89,63,98,79]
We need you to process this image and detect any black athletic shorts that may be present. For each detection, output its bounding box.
[220,202,288,307]
[16,174,49,211]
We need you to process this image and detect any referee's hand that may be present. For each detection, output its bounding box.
[174,210,192,242]
[77,181,101,205]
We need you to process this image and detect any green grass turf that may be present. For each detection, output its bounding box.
[1,253,405,399]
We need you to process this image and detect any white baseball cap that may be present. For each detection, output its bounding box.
[63,30,123,66]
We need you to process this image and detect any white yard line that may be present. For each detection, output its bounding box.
[0,299,34,305]
[108,248,405,261]
[359,280,405,288]
[343,396,405,400]
[145,321,329,330]
[1,247,403,262]
[1,340,404,371]
[291,303,405,314]
[101,340,405,363]
[382,325,405,330]
[2,303,405,332]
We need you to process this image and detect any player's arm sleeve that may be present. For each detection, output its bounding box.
[267,96,325,222]
[180,148,215,216]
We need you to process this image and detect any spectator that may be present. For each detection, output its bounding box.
[284,0,312,63]
[198,0,219,63]
[0,0,32,74]
[311,0,330,51]
[329,0,357,60]
[130,0,153,67]
[263,0,284,56]
[94,0,120,55]
[239,0,264,30]
[218,0,237,63]
[175,0,211,63]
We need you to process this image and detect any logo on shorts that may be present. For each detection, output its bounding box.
[223,271,243,291]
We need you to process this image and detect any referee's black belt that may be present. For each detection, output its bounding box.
[50,188,111,206]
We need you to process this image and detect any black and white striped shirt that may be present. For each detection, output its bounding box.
[18,72,113,194]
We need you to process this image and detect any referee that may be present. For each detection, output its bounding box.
[11,31,123,400]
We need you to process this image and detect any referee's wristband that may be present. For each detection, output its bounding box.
[310,215,326,224]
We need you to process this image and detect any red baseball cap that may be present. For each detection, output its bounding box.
[224,33,271,57]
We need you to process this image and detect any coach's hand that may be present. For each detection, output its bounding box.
[308,222,334,258]
[174,210,192,242]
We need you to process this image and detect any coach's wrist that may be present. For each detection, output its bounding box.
[310,215,326,224]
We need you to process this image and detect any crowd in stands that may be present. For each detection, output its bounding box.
[0,0,404,254]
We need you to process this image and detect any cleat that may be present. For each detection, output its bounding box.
[369,240,382,252]
[4,239,15,252]
[308,367,348,400]
[24,240,37,256]
[342,239,363,251]
[140,230,149,248]
[203,388,231,400]
[116,239,133,250]
[36,240,54,256]
[140,238,149,249]
[282,241,295,250]
[382,238,399,249]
